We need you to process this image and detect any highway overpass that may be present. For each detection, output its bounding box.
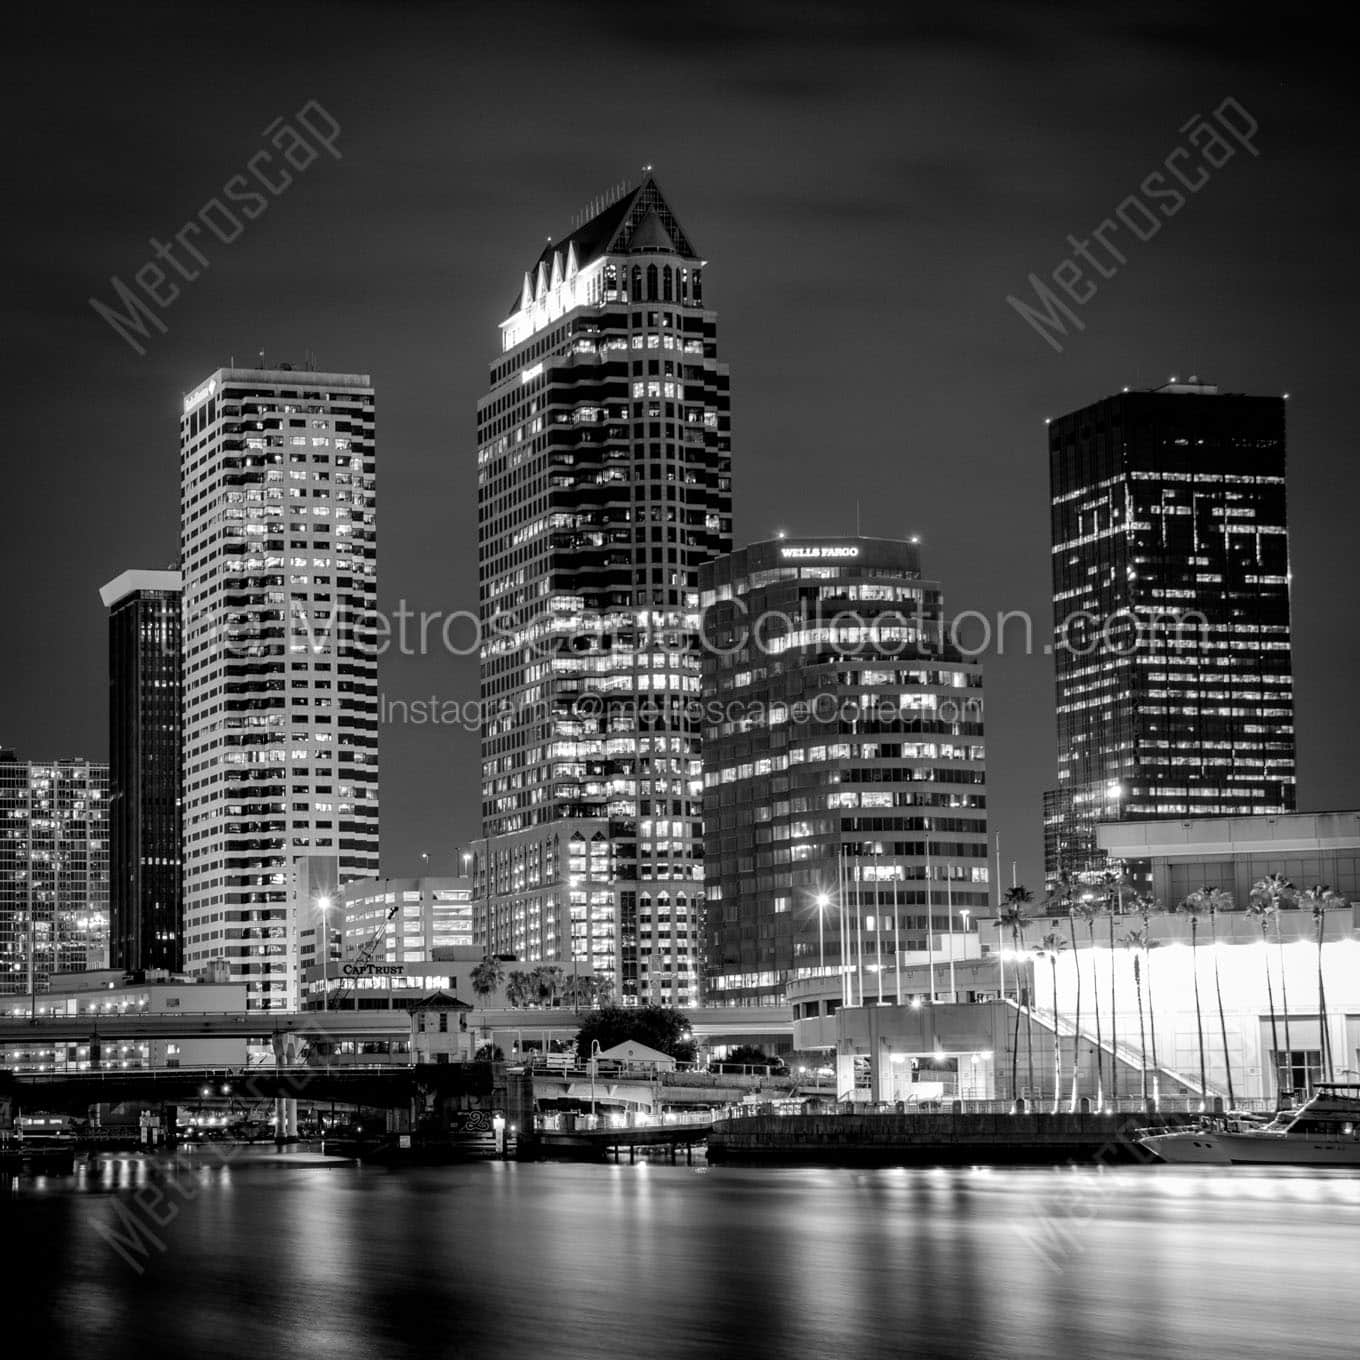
[0,1005,793,1052]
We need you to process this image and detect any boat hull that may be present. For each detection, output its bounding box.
[1141,1131,1360,1166]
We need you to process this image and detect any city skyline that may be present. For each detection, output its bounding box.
[5,2,1359,898]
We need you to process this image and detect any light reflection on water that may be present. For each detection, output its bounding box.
[8,1158,1360,1360]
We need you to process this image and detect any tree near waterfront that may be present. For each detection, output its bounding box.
[1176,893,1210,1103]
[573,1005,697,1064]
[1074,894,1105,1106]
[1246,884,1287,1102]
[1201,886,1238,1109]
[504,970,535,1009]
[470,955,505,1053]
[1133,893,1163,1105]
[1251,873,1297,1093]
[531,964,565,1008]
[1035,932,1067,1113]
[560,972,607,1013]
[1122,929,1151,1104]
[997,886,1034,1103]
[1095,865,1132,1099]
[1044,871,1083,1110]
[1302,884,1348,1083]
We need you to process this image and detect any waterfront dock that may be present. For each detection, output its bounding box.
[705,1110,1180,1165]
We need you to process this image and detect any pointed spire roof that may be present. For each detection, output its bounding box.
[507,175,700,316]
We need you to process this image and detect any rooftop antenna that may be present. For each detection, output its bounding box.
[856,500,862,536]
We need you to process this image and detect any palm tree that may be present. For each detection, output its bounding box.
[1097,865,1132,1097]
[1046,871,1082,1109]
[505,969,534,1009]
[560,971,593,1012]
[1073,895,1105,1105]
[1122,929,1150,1103]
[1301,885,1348,1084]
[1200,886,1237,1108]
[997,886,1034,1102]
[470,955,504,1055]
[1133,892,1162,1104]
[1252,873,1297,1093]
[1035,932,1067,1112]
[1177,893,1210,1103]
[1246,886,1285,1103]
[531,964,564,1008]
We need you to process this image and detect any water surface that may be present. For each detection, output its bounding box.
[8,1153,1360,1359]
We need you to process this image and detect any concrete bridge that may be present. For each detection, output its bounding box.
[0,1063,498,1117]
[0,1004,793,1054]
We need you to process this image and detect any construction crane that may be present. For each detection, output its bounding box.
[319,897,404,1011]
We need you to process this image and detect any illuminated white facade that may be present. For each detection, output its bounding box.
[180,367,380,1010]
[1022,909,1360,1103]
[476,177,732,1006]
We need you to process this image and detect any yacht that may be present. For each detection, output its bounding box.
[1140,1084,1360,1166]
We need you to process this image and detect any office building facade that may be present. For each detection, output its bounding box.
[475,177,732,1006]
[179,366,380,1009]
[0,749,110,994]
[340,875,475,965]
[699,537,989,1006]
[100,569,184,972]
[1044,380,1295,882]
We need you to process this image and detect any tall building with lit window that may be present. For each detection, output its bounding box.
[100,569,183,973]
[339,876,475,964]
[699,537,988,1006]
[0,749,110,993]
[475,176,732,1006]
[1043,379,1295,883]
[179,366,380,1010]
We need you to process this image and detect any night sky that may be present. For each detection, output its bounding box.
[5,1,1357,892]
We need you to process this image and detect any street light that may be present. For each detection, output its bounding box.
[589,1039,602,1124]
[815,892,830,975]
[318,895,333,1013]
[951,907,971,1002]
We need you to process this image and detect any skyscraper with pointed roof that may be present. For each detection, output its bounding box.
[475,175,732,1006]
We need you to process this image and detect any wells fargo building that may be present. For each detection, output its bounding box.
[699,537,988,1006]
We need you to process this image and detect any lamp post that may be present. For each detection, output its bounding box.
[589,1038,602,1124]
[815,892,830,975]
[873,844,884,1005]
[317,895,333,1013]
[954,908,970,1002]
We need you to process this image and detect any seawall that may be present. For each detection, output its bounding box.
[706,1112,1180,1166]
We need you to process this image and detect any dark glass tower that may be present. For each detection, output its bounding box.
[1044,379,1296,882]
[476,175,733,1006]
[100,570,183,972]
[699,537,988,1005]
